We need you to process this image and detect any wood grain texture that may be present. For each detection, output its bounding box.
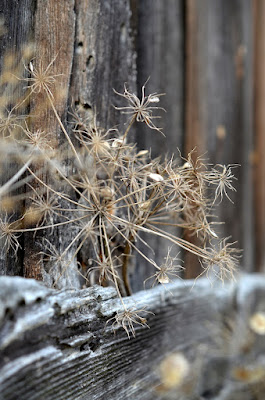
[0,0,136,285]
[1,274,265,400]
[184,0,254,277]
[0,0,35,276]
[254,0,265,273]
[132,0,185,289]
[69,0,136,130]
[23,0,77,284]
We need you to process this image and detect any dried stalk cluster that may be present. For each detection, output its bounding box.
[0,54,240,337]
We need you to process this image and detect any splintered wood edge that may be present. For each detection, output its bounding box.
[0,274,265,400]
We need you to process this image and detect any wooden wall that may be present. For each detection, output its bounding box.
[0,0,264,286]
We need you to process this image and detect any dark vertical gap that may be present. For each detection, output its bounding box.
[21,0,37,277]
[181,0,187,156]
[182,0,202,279]
[181,0,188,279]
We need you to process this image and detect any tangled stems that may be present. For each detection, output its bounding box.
[0,58,241,337]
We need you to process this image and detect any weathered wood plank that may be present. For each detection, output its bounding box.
[133,1,185,289]
[0,0,137,287]
[69,0,136,130]
[23,0,77,283]
[185,0,254,277]
[1,274,265,399]
[254,0,265,273]
[0,0,35,276]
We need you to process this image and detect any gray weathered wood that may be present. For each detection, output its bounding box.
[132,1,185,289]
[0,0,136,286]
[70,0,136,130]
[23,0,77,284]
[0,0,35,276]
[1,274,265,399]
[185,0,254,277]
[24,0,136,287]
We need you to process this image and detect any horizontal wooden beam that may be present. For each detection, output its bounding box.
[1,275,265,399]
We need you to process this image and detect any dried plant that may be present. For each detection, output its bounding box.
[0,56,241,337]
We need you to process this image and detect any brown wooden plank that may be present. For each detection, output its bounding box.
[184,0,254,277]
[1,274,265,399]
[254,0,265,273]
[0,0,137,288]
[23,0,77,284]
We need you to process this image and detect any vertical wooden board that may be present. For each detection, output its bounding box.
[132,1,185,290]
[69,0,136,131]
[23,0,77,285]
[1,0,138,288]
[254,0,265,273]
[0,0,35,276]
[68,0,137,290]
[135,0,185,156]
[24,0,137,287]
[185,0,254,277]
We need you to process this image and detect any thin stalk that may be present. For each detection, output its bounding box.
[101,216,126,308]
[46,91,82,166]
[0,159,32,196]
[122,239,133,296]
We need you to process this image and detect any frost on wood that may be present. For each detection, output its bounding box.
[1,275,265,400]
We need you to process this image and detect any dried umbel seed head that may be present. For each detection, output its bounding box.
[23,57,62,97]
[0,55,240,339]
[145,250,184,288]
[114,83,165,134]
[0,215,21,255]
[108,307,154,339]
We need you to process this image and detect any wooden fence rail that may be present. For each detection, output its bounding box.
[1,274,265,400]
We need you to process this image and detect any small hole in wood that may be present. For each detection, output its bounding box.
[18,299,26,307]
[83,103,92,110]
[76,42,83,55]
[86,55,95,71]
[35,297,42,303]
[74,101,93,120]
[5,307,14,321]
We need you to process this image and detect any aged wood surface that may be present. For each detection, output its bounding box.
[184,0,254,277]
[0,0,35,276]
[70,0,136,130]
[23,0,77,283]
[254,0,265,273]
[133,0,185,289]
[24,0,136,287]
[1,274,265,400]
[0,0,136,286]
